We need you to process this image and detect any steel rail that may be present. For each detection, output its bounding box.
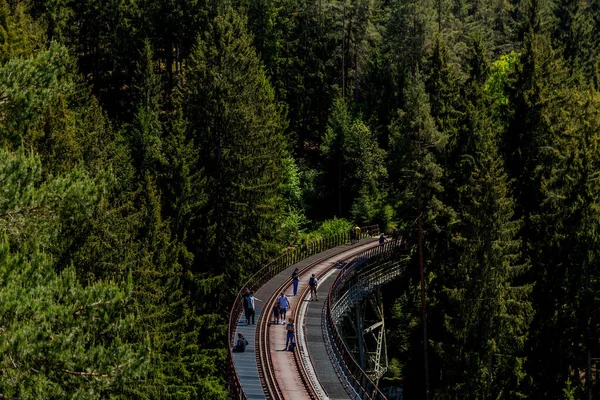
[257,249,349,399]
[227,225,379,398]
[291,241,381,400]
[256,238,380,399]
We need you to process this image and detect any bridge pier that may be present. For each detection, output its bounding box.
[344,288,388,384]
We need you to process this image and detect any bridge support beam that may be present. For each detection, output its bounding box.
[344,288,388,384]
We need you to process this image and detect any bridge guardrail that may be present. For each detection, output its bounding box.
[227,224,379,399]
[326,239,408,400]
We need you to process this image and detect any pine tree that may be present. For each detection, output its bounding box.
[0,240,149,398]
[0,149,149,397]
[0,42,71,147]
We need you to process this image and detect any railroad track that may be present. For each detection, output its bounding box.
[256,241,380,399]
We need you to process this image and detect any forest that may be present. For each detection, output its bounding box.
[0,0,599,398]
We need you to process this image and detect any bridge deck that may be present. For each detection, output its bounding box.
[305,269,351,399]
[232,238,376,399]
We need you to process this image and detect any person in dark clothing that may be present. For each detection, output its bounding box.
[379,233,387,245]
[285,318,295,351]
[292,268,299,296]
[309,274,319,301]
[242,289,250,324]
[273,304,281,324]
[233,332,249,352]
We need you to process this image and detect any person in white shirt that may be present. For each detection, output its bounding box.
[278,293,290,323]
[248,291,262,324]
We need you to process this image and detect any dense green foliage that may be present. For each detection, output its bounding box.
[1,0,600,398]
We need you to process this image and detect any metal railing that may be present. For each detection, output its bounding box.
[325,239,409,400]
[227,224,379,399]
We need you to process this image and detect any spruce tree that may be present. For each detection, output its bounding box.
[388,71,447,225]
[552,0,599,84]
[320,97,387,220]
[183,8,286,294]
[524,86,600,399]
[434,43,532,398]
[388,72,448,396]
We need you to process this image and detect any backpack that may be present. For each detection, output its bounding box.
[288,342,296,351]
[309,277,316,287]
[235,337,248,352]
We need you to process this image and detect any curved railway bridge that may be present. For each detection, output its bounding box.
[227,226,409,399]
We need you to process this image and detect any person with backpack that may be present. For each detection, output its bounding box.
[292,268,299,296]
[309,273,319,301]
[278,293,290,323]
[285,318,295,351]
[233,332,249,352]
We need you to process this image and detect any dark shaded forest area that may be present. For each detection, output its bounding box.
[0,0,599,398]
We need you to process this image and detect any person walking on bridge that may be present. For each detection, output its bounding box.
[278,293,290,324]
[285,318,295,351]
[354,225,361,243]
[292,268,299,296]
[309,274,319,301]
[248,291,261,325]
[242,288,250,324]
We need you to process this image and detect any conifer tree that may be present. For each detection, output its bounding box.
[503,5,600,393]
[0,0,45,63]
[538,88,600,398]
[0,149,148,397]
[0,240,149,398]
[388,71,447,226]
[320,97,387,221]
[128,40,164,180]
[184,9,286,292]
[426,36,461,141]
[552,0,598,84]
[388,71,447,397]
[0,42,71,147]
[434,43,532,398]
